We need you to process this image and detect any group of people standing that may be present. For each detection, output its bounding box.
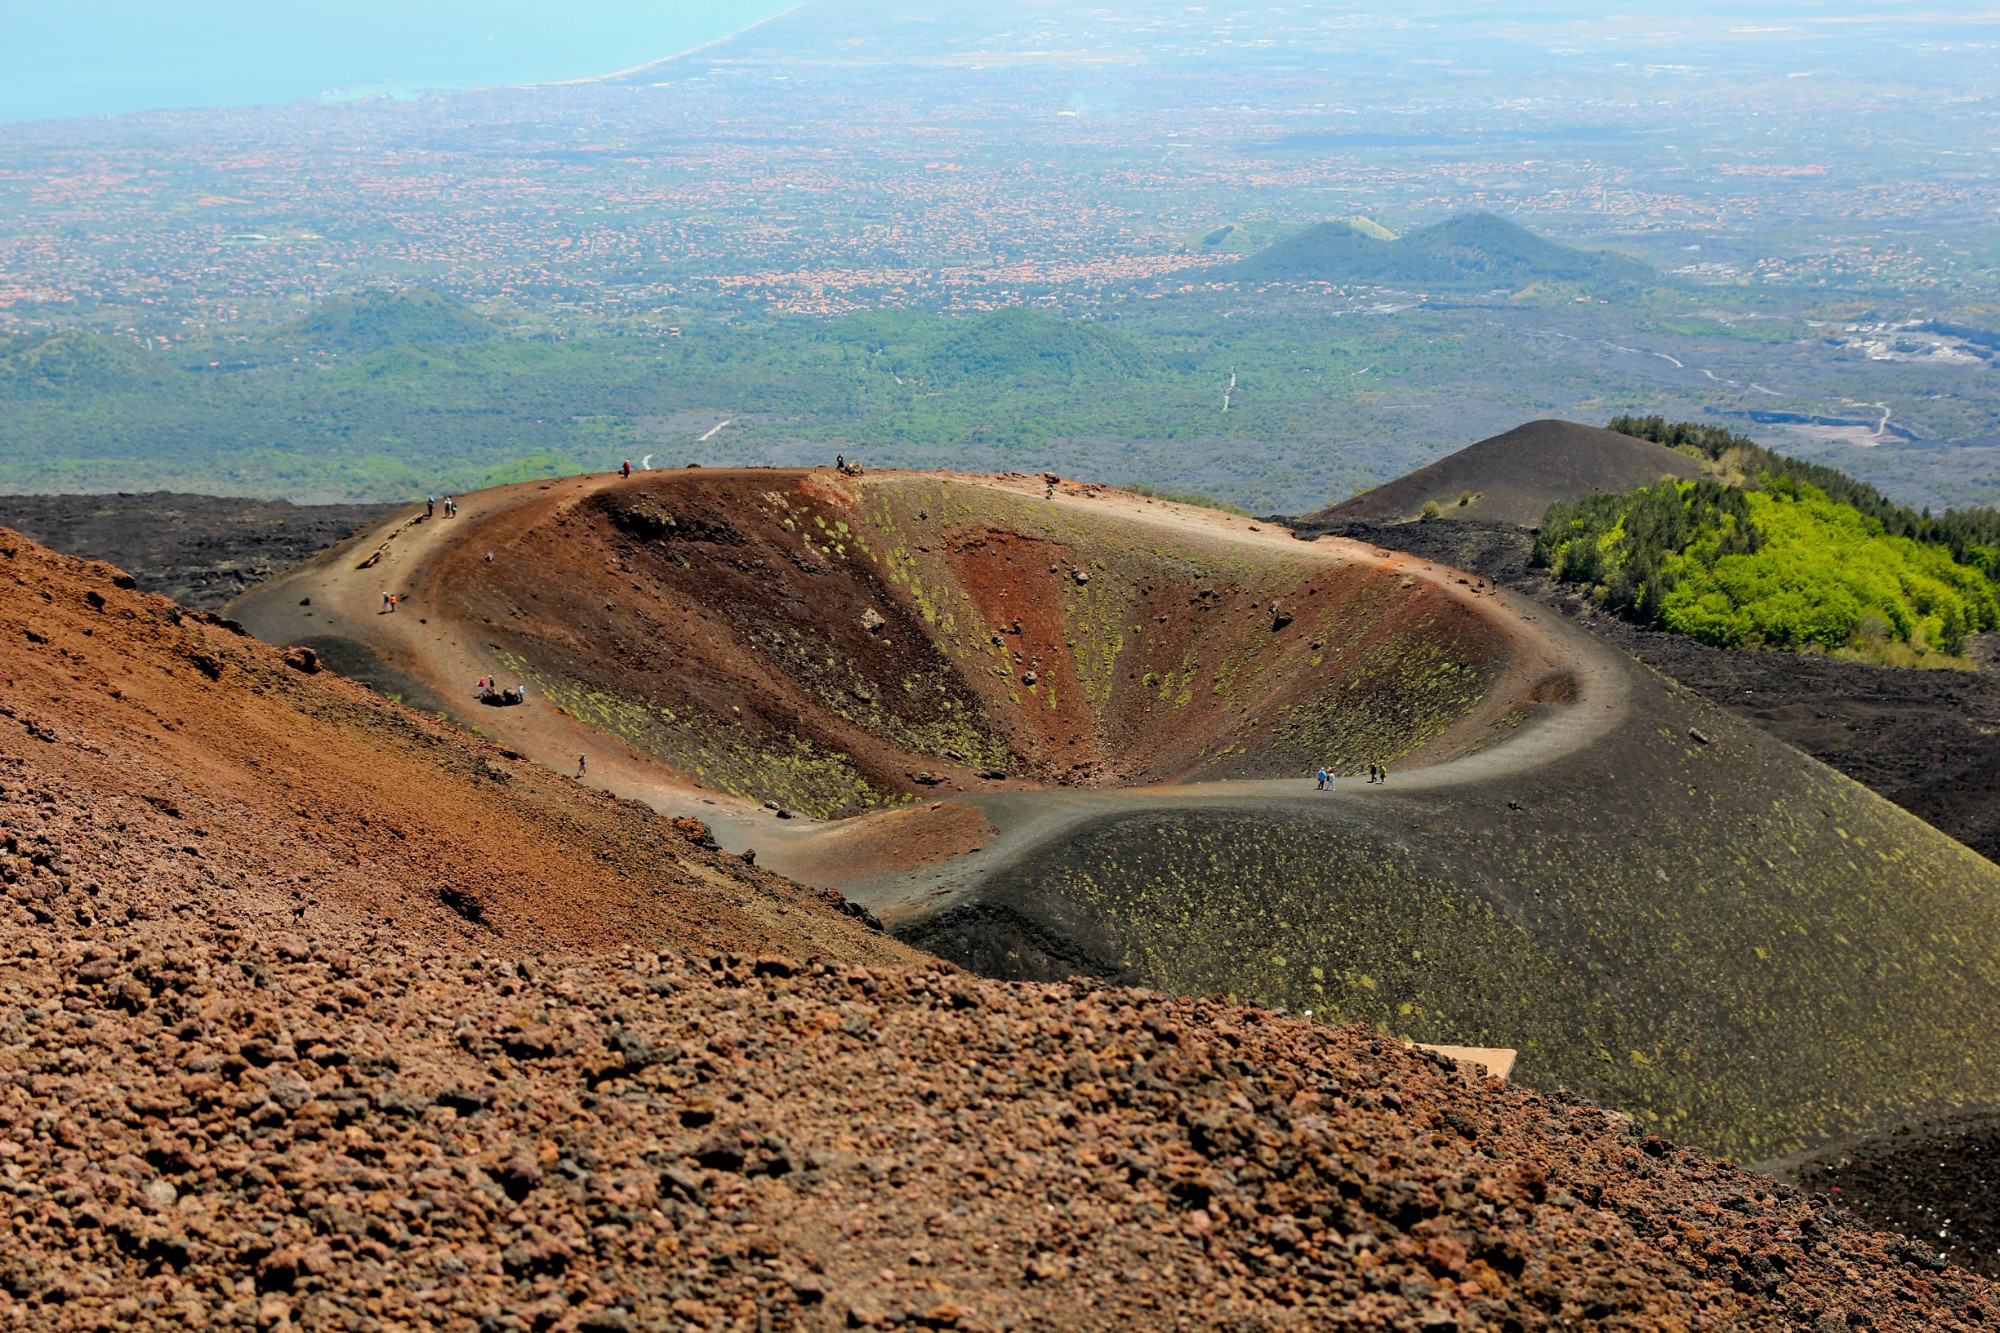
[425,494,459,519]
[1315,763,1390,791]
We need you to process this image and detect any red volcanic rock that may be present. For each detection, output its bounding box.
[0,930,1991,1331]
[0,528,1992,1330]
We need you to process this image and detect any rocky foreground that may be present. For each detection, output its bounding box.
[2,916,1990,1332]
[1,529,1994,1330]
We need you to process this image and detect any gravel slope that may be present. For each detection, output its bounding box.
[3,527,1998,1330]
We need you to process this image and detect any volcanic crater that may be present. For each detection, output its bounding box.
[233,468,2000,1163]
[433,470,1541,816]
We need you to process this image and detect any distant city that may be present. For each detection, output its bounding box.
[2,0,1997,508]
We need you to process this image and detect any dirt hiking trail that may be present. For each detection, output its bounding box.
[231,468,1624,902]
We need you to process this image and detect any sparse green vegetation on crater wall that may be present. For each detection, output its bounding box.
[456,471,1520,809]
[913,717,2000,1162]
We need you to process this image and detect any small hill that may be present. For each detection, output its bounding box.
[1308,419,1705,526]
[0,330,154,398]
[235,469,2000,1163]
[287,287,497,352]
[922,307,1153,383]
[1236,212,1653,290]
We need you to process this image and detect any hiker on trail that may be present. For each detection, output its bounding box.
[1368,763,1379,784]
[389,594,398,612]
[1315,767,1328,791]
[382,592,392,614]
[515,684,528,705]
[426,495,436,518]
[836,453,846,471]
[1378,763,1387,784]
[577,755,588,779]
[621,460,632,479]
[444,496,456,517]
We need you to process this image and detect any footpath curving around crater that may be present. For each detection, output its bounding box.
[228,469,2000,1163]
[10,524,2000,1329]
[13,529,2000,1329]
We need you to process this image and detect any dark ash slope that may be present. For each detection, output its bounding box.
[0,492,393,610]
[1308,420,1704,527]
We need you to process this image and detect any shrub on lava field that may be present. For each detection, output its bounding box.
[1539,477,1997,661]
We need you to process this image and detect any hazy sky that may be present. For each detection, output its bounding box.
[1,1,799,123]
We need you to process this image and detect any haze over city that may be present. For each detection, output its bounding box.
[4,4,2000,1329]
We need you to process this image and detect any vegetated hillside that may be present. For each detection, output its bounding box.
[1609,415,2000,576]
[1531,418,2000,667]
[0,330,156,398]
[1538,476,1999,663]
[427,471,1515,818]
[286,286,498,352]
[1310,419,1704,527]
[1285,512,2000,868]
[0,492,394,609]
[921,307,1155,383]
[1235,213,1654,290]
[0,526,911,964]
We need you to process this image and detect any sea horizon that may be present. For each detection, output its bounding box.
[0,0,801,125]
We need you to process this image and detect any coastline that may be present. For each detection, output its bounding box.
[1,2,814,124]
[545,0,811,87]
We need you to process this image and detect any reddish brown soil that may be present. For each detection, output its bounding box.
[783,801,995,886]
[3,923,1993,1331]
[379,470,1540,818]
[0,526,917,966]
[5,532,1997,1330]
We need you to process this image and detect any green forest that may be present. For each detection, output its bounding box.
[4,277,1892,513]
[0,293,1424,508]
[1539,424,2000,664]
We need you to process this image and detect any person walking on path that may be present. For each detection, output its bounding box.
[577,755,588,779]
[1315,767,1328,791]
[621,460,632,478]
[1367,763,1379,784]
